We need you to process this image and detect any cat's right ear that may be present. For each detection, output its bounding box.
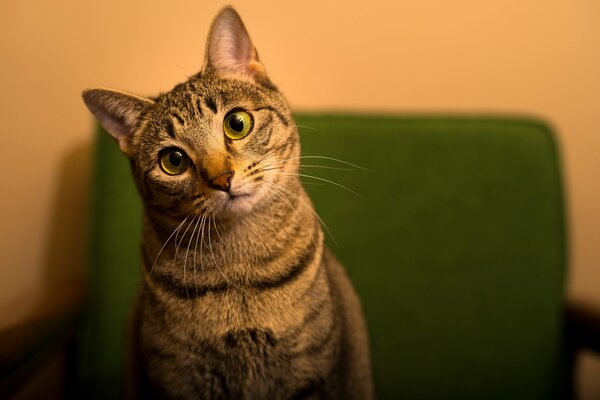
[82,88,154,156]
[204,7,268,83]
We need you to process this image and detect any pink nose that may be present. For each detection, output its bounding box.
[208,170,234,192]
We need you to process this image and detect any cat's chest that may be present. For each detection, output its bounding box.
[147,288,309,342]
[143,300,307,396]
[146,327,306,399]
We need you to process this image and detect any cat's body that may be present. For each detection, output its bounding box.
[83,7,373,399]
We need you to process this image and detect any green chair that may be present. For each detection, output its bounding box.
[2,115,599,399]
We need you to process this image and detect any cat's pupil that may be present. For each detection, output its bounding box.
[169,152,182,167]
[229,115,244,132]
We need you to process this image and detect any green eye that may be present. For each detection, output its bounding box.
[224,109,253,140]
[159,148,189,175]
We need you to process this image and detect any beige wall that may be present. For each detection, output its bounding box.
[1,0,598,395]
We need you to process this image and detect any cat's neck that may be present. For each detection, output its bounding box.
[141,183,320,272]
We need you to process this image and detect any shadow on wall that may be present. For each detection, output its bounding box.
[0,140,93,328]
[0,140,93,398]
[39,140,93,317]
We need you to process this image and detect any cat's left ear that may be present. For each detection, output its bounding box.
[82,88,154,157]
[204,7,269,83]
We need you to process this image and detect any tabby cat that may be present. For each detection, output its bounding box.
[82,6,374,399]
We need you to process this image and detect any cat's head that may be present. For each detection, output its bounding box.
[82,7,299,221]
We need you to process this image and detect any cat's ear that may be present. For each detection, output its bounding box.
[82,88,154,156]
[204,7,268,82]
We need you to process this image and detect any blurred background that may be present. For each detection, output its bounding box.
[0,0,598,397]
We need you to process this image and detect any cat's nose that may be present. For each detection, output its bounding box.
[208,170,234,192]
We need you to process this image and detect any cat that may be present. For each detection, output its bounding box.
[82,6,374,399]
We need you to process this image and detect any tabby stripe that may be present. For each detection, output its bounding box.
[190,367,231,398]
[150,270,230,300]
[222,328,277,348]
[224,137,236,155]
[276,140,295,163]
[250,194,317,277]
[284,291,328,339]
[142,165,155,178]
[143,219,318,299]
[263,127,273,147]
[271,191,301,228]
[253,219,301,266]
[172,112,185,125]
[262,140,290,160]
[151,200,187,219]
[254,106,289,127]
[194,98,203,117]
[251,227,319,290]
[255,114,273,136]
[301,260,325,297]
[247,115,273,151]
[165,118,176,138]
[141,246,230,300]
[289,380,322,400]
[291,317,337,357]
[144,287,166,326]
[205,96,218,113]
[153,183,190,197]
[145,344,176,361]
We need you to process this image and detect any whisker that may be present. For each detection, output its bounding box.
[174,217,196,266]
[266,189,276,221]
[276,172,365,199]
[199,213,208,276]
[212,215,223,242]
[299,165,353,171]
[142,215,190,292]
[183,216,201,300]
[255,166,281,173]
[255,163,353,176]
[252,147,284,168]
[266,155,373,172]
[263,185,317,248]
[193,213,205,298]
[207,213,231,284]
[296,124,317,131]
[160,202,201,219]
[263,180,336,244]
[299,156,373,172]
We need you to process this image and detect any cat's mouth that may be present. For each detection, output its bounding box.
[228,192,249,200]
[212,190,257,217]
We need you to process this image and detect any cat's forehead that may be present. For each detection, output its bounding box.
[155,75,274,115]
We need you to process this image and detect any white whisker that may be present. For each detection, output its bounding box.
[266,155,373,172]
[263,180,336,244]
[299,165,353,171]
[212,214,223,242]
[263,185,317,248]
[207,213,230,284]
[142,215,190,292]
[199,213,208,276]
[275,172,365,199]
[193,214,205,297]
[296,124,317,131]
[174,217,196,267]
[183,216,201,299]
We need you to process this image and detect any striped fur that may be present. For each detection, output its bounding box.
[83,6,373,399]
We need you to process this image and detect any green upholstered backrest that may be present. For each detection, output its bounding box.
[81,115,567,399]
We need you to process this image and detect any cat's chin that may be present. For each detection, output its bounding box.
[211,191,258,218]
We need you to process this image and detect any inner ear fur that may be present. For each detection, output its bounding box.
[82,88,154,156]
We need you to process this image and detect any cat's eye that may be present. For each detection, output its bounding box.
[159,148,190,175]
[223,109,253,140]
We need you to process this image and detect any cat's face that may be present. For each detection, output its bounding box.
[83,7,299,220]
[133,75,298,219]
